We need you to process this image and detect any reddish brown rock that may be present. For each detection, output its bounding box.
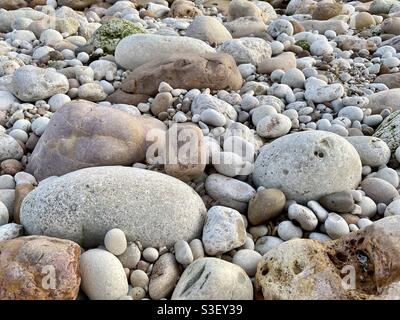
[256,215,400,300]
[57,0,99,10]
[120,53,243,96]
[106,90,150,105]
[26,101,167,181]
[375,73,400,89]
[312,2,343,20]
[0,236,81,300]
[1,159,23,175]
[13,183,34,224]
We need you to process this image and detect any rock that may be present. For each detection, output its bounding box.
[375,167,399,188]
[248,188,286,225]
[186,16,232,46]
[232,249,262,277]
[281,68,305,89]
[26,102,166,181]
[58,0,97,10]
[143,248,159,263]
[370,0,397,14]
[299,20,349,35]
[130,269,149,289]
[310,39,333,56]
[312,2,343,20]
[351,12,376,31]
[267,19,294,37]
[228,0,264,22]
[0,133,23,162]
[169,0,202,18]
[104,228,127,256]
[288,203,318,231]
[257,52,296,74]
[115,34,214,71]
[205,174,256,212]
[374,73,400,89]
[0,200,8,226]
[217,37,271,66]
[224,16,266,38]
[304,77,344,103]
[164,123,206,182]
[120,53,242,96]
[78,83,107,102]
[200,109,226,127]
[385,199,400,217]
[0,189,15,214]
[361,178,399,205]
[345,136,391,167]
[89,19,144,53]
[202,206,246,256]
[117,243,141,269]
[0,223,23,241]
[80,248,128,300]
[277,220,303,240]
[359,196,377,219]
[256,215,400,299]
[324,212,350,239]
[13,183,34,223]
[149,253,180,300]
[174,240,193,266]
[319,191,355,214]
[382,17,400,35]
[367,89,400,114]
[256,113,292,138]
[191,93,238,121]
[20,166,207,248]
[0,236,80,300]
[373,110,400,152]
[253,131,362,203]
[106,91,150,105]
[172,257,253,300]
[10,65,69,102]
[255,236,283,255]
[0,91,18,112]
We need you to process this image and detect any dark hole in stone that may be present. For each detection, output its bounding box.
[314,151,324,158]
[261,266,269,276]
[282,169,289,175]
[335,251,347,262]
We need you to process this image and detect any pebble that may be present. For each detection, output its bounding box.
[117,243,141,269]
[142,247,159,263]
[174,240,193,266]
[255,236,284,255]
[104,228,127,256]
[288,204,318,231]
[247,188,286,225]
[0,201,9,226]
[277,221,303,241]
[256,113,292,138]
[189,239,204,260]
[319,191,355,213]
[232,249,262,277]
[361,178,399,205]
[324,213,350,240]
[130,270,149,289]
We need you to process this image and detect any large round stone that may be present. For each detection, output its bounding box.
[253,131,362,203]
[20,166,207,248]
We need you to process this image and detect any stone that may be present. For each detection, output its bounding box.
[186,16,232,46]
[217,37,271,66]
[267,19,294,37]
[385,199,400,217]
[104,228,127,256]
[0,189,15,214]
[359,196,377,219]
[164,123,206,182]
[78,83,107,102]
[352,12,376,31]
[205,174,256,212]
[0,133,23,162]
[172,257,253,300]
[370,0,397,14]
[374,73,400,89]
[224,16,266,38]
[232,249,262,277]
[247,188,286,225]
[0,91,18,112]
[106,91,150,106]
[257,52,297,74]
[26,102,166,181]
[149,253,180,300]
[345,136,391,167]
[89,19,144,53]
[200,109,226,127]
[120,53,242,96]
[130,269,149,289]
[304,77,344,103]
[310,39,333,56]
[253,131,362,203]
[13,183,34,224]
[191,93,237,121]
[0,223,23,241]
[58,0,97,10]
[10,65,69,102]
[375,167,399,188]
[324,212,350,239]
[288,204,318,231]
[256,215,400,299]
[20,166,207,248]
[382,17,400,36]
[0,236,80,300]
[169,0,202,18]
[374,110,400,152]
[281,68,305,89]
[189,239,204,260]
[255,236,284,256]
[117,243,141,269]
[115,34,214,71]
[174,240,193,266]
[202,206,246,256]
[361,178,399,205]
[299,20,349,35]
[80,248,128,300]
[312,2,343,20]
[142,247,159,263]
[0,200,8,226]
[256,113,292,138]
[277,221,303,240]
[367,89,400,114]
[319,191,355,214]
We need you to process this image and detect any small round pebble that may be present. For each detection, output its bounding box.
[174,240,193,266]
[104,228,127,256]
[324,213,350,240]
[130,270,149,289]
[277,221,303,241]
[142,247,159,263]
[232,249,262,277]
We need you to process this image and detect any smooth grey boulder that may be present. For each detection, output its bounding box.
[115,34,215,70]
[367,89,400,114]
[345,136,391,167]
[0,133,23,161]
[186,16,232,45]
[171,257,253,300]
[20,166,207,248]
[253,131,362,203]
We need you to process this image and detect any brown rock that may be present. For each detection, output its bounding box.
[353,12,376,31]
[1,159,23,176]
[228,0,264,22]
[151,92,173,116]
[0,0,46,9]
[57,0,98,10]
[340,213,360,225]
[247,189,286,225]
[0,236,81,300]
[169,0,203,18]
[382,17,400,36]
[291,20,305,34]
[120,53,243,96]
[256,215,400,300]
[164,123,206,182]
[26,101,167,181]
[257,52,296,74]
[312,3,343,20]
[204,0,230,15]
[0,111,7,127]
[13,183,34,224]
[224,16,266,38]
[339,38,377,52]
[319,191,355,213]
[25,133,40,151]
[106,90,150,105]
[375,73,400,89]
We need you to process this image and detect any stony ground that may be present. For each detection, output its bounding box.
[1,0,400,300]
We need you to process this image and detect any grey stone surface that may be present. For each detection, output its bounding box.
[149,253,180,300]
[0,133,23,162]
[345,136,391,167]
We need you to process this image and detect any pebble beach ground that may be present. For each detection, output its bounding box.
[1,0,400,301]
